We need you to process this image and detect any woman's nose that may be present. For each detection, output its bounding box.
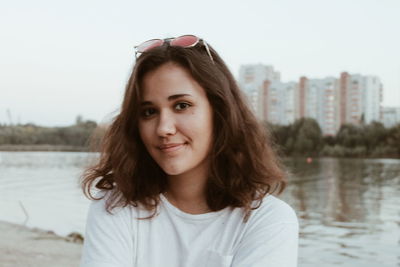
[156,111,176,137]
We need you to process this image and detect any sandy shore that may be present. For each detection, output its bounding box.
[0,221,83,267]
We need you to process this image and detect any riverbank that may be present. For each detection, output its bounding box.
[0,221,82,267]
[1,146,399,159]
[0,144,88,152]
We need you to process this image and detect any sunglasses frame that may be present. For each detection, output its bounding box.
[134,34,214,64]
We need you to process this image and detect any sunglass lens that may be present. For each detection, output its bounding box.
[170,35,199,47]
[136,39,164,53]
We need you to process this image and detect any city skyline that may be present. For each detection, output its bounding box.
[2,63,398,127]
[1,0,399,126]
[239,63,395,135]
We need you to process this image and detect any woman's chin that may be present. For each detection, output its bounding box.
[163,169,184,176]
[160,165,187,176]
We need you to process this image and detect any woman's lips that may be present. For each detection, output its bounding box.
[158,143,186,153]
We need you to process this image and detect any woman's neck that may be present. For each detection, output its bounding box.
[165,170,210,214]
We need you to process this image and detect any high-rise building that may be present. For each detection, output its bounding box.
[238,64,280,119]
[363,75,383,124]
[293,76,338,135]
[338,72,350,127]
[296,77,307,119]
[382,107,400,127]
[263,81,296,125]
[338,72,382,126]
[238,65,384,135]
[307,77,338,135]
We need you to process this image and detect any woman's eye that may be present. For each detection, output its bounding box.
[142,108,156,117]
[175,102,191,110]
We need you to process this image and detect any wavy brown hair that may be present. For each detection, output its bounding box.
[81,37,286,222]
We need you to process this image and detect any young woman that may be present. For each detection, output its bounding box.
[80,34,299,267]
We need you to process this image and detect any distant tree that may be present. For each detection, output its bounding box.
[386,124,400,155]
[363,121,386,153]
[266,118,323,156]
[266,122,290,155]
[0,119,98,149]
[323,135,336,146]
[291,118,323,156]
[336,124,365,148]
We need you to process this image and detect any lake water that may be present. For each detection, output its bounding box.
[0,152,399,267]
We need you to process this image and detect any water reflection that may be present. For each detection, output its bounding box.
[0,152,96,236]
[282,158,400,267]
[0,153,399,266]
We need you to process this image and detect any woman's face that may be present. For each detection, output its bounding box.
[138,62,213,178]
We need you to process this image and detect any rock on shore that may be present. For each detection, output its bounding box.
[0,221,82,267]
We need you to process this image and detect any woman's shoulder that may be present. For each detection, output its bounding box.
[249,194,298,226]
[87,190,138,220]
[88,190,159,220]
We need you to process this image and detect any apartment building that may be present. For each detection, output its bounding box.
[262,80,296,125]
[307,77,337,135]
[338,72,382,126]
[238,64,280,119]
[382,107,400,127]
[238,64,384,135]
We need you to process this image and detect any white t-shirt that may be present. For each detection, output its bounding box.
[80,192,299,267]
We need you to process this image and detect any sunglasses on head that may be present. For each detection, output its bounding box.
[134,34,214,63]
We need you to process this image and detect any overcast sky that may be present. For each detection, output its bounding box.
[1,0,399,126]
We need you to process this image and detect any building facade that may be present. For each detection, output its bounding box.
[238,64,280,119]
[338,72,382,126]
[262,81,296,125]
[238,64,384,135]
[382,107,400,127]
[308,77,338,135]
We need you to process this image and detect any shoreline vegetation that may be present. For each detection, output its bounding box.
[0,144,87,152]
[0,116,104,153]
[0,220,82,267]
[0,117,399,158]
[268,118,400,158]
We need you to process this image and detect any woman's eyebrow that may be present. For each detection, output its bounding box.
[167,94,192,101]
[140,94,193,106]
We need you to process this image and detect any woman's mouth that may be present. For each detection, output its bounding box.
[158,143,187,153]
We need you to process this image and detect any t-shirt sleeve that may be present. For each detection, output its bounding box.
[231,197,299,267]
[80,194,134,267]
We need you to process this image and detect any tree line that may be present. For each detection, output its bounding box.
[0,118,104,151]
[1,117,399,157]
[267,118,400,158]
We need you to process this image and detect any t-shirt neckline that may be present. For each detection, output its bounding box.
[160,193,229,221]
